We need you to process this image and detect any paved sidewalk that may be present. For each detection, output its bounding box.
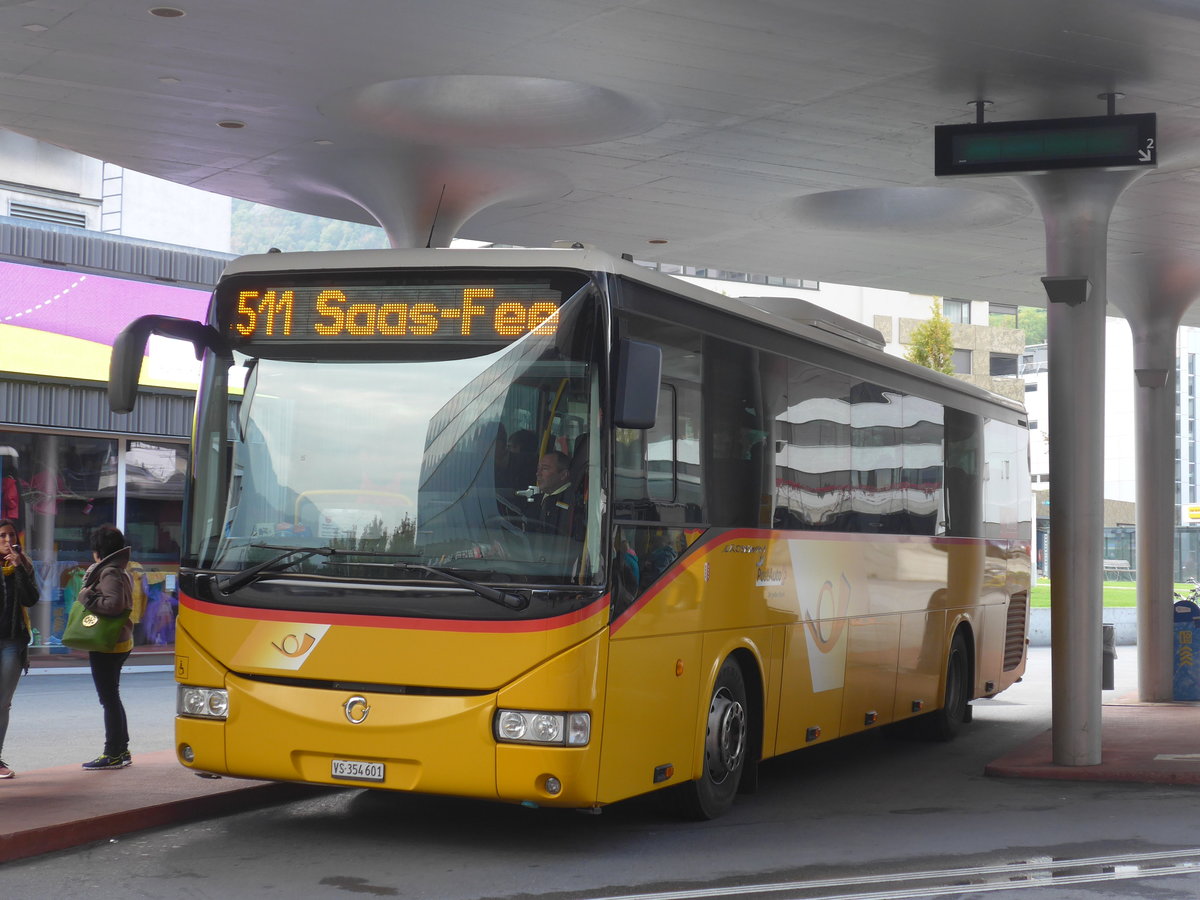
[0,750,324,865]
[986,697,1200,784]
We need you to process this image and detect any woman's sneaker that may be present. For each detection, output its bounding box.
[0,760,13,778]
[82,754,127,770]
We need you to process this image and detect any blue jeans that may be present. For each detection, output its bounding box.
[89,650,131,757]
[0,638,23,758]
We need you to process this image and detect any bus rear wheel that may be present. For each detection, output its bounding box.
[677,657,748,820]
[920,629,971,741]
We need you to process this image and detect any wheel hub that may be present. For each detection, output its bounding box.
[705,687,746,783]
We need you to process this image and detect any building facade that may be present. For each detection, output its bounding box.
[669,272,1028,401]
[0,131,231,252]
[1022,319,1200,579]
[0,132,236,658]
[0,216,229,656]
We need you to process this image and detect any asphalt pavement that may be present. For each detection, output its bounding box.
[2,645,1198,865]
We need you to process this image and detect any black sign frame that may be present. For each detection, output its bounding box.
[934,113,1156,177]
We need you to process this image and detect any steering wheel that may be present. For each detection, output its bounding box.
[487,513,556,536]
[495,493,530,519]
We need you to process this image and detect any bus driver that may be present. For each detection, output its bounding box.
[534,451,575,535]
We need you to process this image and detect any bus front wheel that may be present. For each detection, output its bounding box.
[678,657,748,820]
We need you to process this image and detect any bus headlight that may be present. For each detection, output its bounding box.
[178,685,229,720]
[495,709,590,746]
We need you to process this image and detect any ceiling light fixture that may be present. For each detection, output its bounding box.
[23,24,49,32]
[158,76,182,85]
[149,7,186,17]
[648,239,668,244]
[217,120,246,129]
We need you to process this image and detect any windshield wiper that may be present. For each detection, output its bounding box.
[220,545,528,610]
[389,562,529,611]
[219,544,336,594]
[326,557,527,610]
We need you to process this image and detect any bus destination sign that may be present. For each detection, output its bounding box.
[935,113,1156,177]
[222,282,562,344]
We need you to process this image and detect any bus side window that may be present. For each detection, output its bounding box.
[611,525,689,615]
[613,426,649,510]
[646,385,675,501]
[614,316,705,525]
[702,337,774,528]
[945,409,982,537]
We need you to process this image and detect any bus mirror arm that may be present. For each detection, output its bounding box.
[613,338,662,429]
[109,315,231,414]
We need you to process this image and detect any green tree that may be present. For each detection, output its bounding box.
[905,300,956,375]
[231,200,389,253]
[1018,306,1047,345]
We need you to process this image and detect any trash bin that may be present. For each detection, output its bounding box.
[1173,598,1200,701]
[1102,623,1116,691]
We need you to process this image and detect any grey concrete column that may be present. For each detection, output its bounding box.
[1020,169,1141,766]
[1133,347,1177,701]
[1110,255,1200,701]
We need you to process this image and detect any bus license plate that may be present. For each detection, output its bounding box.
[331,759,385,782]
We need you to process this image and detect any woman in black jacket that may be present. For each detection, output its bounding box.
[0,518,40,779]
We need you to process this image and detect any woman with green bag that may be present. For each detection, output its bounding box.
[78,524,134,771]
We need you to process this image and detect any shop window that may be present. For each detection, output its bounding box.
[0,428,185,653]
[123,440,186,647]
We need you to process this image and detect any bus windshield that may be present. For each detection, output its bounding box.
[192,287,604,588]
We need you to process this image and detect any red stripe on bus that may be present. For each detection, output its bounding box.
[180,592,610,633]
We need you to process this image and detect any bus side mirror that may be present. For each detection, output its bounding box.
[109,315,230,414]
[613,338,661,429]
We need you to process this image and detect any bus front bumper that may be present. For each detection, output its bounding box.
[175,676,601,808]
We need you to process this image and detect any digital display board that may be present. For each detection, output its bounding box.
[934,113,1156,176]
[217,273,582,346]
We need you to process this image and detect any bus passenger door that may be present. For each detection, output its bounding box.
[599,626,704,804]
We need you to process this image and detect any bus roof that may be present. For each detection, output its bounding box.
[218,245,1026,416]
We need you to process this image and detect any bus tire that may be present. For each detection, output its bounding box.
[920,629,972,742]
[677,657,749,820]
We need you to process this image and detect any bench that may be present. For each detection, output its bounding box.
[1103,559,1135,581]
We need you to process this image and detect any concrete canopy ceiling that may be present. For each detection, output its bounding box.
[5,1,1200,320]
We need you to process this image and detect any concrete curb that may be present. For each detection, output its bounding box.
[1028,607,1137,647]
[0,750,327,864]
[26,665,175,676]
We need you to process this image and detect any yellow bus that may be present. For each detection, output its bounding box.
[109,247,1030,818]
